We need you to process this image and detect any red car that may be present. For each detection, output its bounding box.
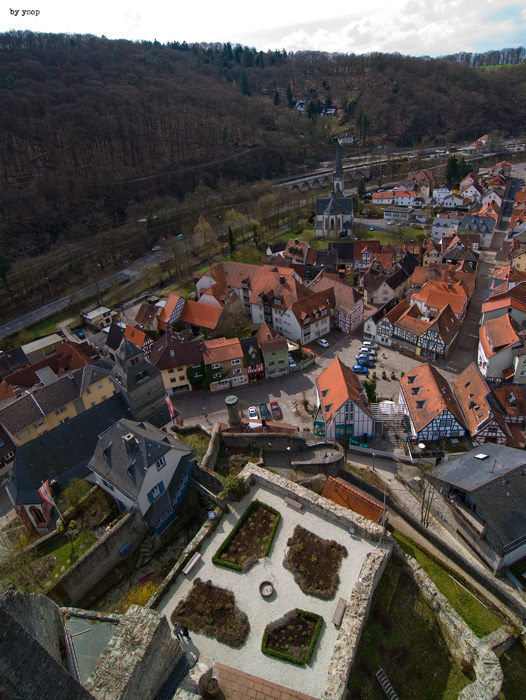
[270,401,282,419]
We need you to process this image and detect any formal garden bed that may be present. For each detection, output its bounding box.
[212,500,281,572]
[283,525,347,599]
[261,609,323,665]
[171,578,249,647]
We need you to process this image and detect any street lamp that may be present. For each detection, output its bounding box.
[372,452,376,471]
[286,446,291,468]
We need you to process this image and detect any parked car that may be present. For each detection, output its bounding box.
[248,406,259,420]
[352,365,369,375]
[288,354,297,369]
[175,234,185,240]
[361,348,377,358]
[270,401,283,419]
[260,403,270,419]
[369,226,375,231]
[317,338,330,348]
[76,330,86,339]
[152,246,161,251]
[362,341,379,349]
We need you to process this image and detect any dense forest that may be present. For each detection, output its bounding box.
[0,30,526,276]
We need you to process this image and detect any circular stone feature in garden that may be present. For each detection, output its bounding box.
[259,581,275,598]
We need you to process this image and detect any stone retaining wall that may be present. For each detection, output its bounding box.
[147,507,223,610]
[397,544,504,700]
[321,548,391,700]
[84,604,181,700]
[51,509,148,607]
[200,422,221,472]
[240,464,385,542]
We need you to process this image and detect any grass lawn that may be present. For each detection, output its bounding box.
[348,554,471,700]
[27,311,80,339]
[498,640,526,699]
[178,428,212,462]
[392,530,502,638]
[40,529,97,583]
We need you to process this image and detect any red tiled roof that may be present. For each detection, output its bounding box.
[3,341,95,388]
[400,363,466,433]
[479,314,521,359]
[451,363,493,437]
[322,477,384,523]
[124,325,147,349]
[179,300,222,329]
[158,294,180,328]
[316,357,372,422]
[203,337,243,364]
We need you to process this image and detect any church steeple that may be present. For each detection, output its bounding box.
[333,141,344,193]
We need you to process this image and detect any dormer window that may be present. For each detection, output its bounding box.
[411,387,421,395]
[416,400,426,409]
[407,375,417,384]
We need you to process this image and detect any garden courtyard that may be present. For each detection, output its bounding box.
[156,470,388,699]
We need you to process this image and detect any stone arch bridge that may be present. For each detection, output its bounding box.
[276,165,371,193]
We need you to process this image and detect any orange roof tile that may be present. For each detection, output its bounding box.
[400,363,466,434]
[479,314,521,358]
[158,294,180,327]
[124,325,147,349]
[451,363,493,437]
[179,300,222,329]
[322,477,384,523]
[203,337,243,364]
[316,357,372,422]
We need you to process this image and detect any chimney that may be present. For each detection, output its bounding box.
[295,238,299,244]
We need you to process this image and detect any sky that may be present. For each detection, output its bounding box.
[3,0,526,57]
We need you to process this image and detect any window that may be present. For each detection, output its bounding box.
[33,420,45,429]
[171,378,177,383]
[231,359,241,366]
[168,368,174,373]
[131,357,140,366]
[97,382,103,389]
[101,478,115,492]
[177,367,183,371]
[148,481,165,503]
[212,363,220,369]
[213,372,221,379]
[55,407,67,416]
[218,380,230,388]
[5,451,14,460]
[86,388,92,395]
[155,456,166,471]
[134,370,148,382]
[179,375,185,381]
[269,360,275,366]
[233,368,242,375]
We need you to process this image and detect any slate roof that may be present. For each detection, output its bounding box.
[316,186,353,216]
[431,443,526,556]
[460,214,495,234]
[322,476,384,524]
[88,418,191,503]
[240,337,263,367]
[0,347,28,381]
[149,334,203,370]
[386,267,409,291]
[268,242,287,255]
[105,322,125,351]
[328,241,354,263]
[6,395,132,505]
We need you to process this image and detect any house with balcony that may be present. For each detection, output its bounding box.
[241,337,265,383]
[88,419,196,534]
[314,358,374,441]
[202,337,247,392]
[399,364,467,441]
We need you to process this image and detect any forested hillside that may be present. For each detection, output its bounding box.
[1,30,526,264]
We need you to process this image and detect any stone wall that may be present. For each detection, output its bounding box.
[0,591,64,663]
[397,545,504,700]
[221,431,309,452]
[200,422,221,472]
[51,509,148,607]
[85,604,182,700]
[0,595,95,700]
[147,507,223,610]
[194,464,223,495]
[239,464,385,542]
[321,548,391,700]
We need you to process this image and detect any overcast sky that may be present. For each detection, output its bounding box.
[4,0,526,57]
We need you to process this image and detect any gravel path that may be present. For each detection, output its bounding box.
[157,483,383,699]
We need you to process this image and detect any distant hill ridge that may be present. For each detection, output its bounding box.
[439,47,526,67]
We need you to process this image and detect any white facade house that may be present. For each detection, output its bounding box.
[394,190,416,207]
[442,193,464,208]
[433,187,452,204]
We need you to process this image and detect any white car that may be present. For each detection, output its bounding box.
[317,338,330,348]
[248,406,259,420]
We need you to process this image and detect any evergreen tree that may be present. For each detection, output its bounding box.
[228,226,236,256]
[238,70,251,96]
[286,83,294,108]
[446,156,460,187]
[357,178,367,199]
[273,90,280,106]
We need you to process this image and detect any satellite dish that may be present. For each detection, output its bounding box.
[418,443,426,450]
